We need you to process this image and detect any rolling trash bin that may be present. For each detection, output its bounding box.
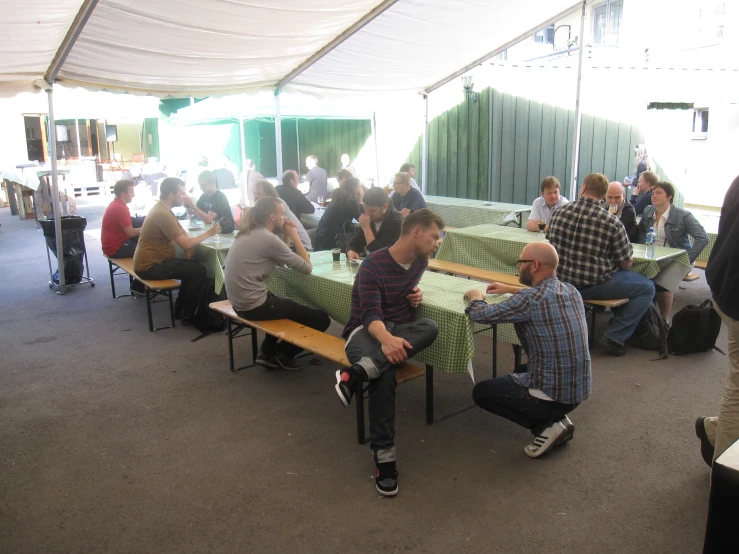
[40,215,94,291]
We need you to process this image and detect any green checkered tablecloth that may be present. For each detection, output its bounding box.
[437,224,692,291]
[264,250,519,374]
[697,232,717,264]
[424,196,531,228]
[181,222,232,293]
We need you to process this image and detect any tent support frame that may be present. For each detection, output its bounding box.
[424,1,585,94]
[569,1,587,200]
[274,90,283,179]
[421,95,429,195]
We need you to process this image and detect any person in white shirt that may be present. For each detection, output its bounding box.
[399,163,420,190]
[341,153,357,177]
[526,176,569,233]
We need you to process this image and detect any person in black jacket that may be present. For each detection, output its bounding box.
[347,187,403,260]
[276,170,315,220]
[605,181,638,242]
[314,178,363,251]
[696,174,739,467]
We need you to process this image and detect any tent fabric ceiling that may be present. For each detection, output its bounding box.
[0,0,580,98]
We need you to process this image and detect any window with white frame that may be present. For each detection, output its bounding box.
[592,0,623,46]
[692,108,709,135]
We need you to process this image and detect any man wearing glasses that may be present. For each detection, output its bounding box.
[392,172,426,218]
[463,242,591,458]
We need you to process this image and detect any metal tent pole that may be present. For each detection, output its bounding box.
[295,119,301,171]
[47,87,66,293]
[421,95,429,194]
[274,90,283,179]
[371,112,379,187]
[238,114,247,207]
[569,1,587,201]
[74,118,81,159]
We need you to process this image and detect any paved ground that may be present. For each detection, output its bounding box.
[0,198,723,553]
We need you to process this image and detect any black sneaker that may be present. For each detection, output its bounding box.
[554,415,575,446]
[180,317,194,327]
[130,280,147,297]
[599,336,626,357]
[273,353,301,371]
[375,461,398,497]
[695,417,714,467]
[255,353,280,370]
[334,367,362,408]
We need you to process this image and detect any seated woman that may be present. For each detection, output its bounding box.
[314,177,363,251]
[637,181,709,321]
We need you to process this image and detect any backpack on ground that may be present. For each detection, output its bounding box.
[626,303,669,360]
[191,277,227,341]
[668,300,724,355]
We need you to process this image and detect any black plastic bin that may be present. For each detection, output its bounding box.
[40,216,88,285]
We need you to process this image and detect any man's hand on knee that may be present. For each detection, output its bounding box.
[381,335,413,364]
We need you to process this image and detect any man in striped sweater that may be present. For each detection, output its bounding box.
[335,209,444,497]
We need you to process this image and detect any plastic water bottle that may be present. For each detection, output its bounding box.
[645,227,656,259]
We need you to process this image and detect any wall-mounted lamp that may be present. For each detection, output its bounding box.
[462,75,478,103]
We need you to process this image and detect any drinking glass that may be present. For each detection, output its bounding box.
[317,196,324,208]
[349,259,360,281]
[538,218,546,236]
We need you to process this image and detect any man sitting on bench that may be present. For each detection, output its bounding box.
[133,178,220,325]
[463,242,592,459]
[224,197,330,370]
[102,178,145,295]
[334,209,443,497]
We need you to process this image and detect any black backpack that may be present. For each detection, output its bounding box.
[626,303,669,360]
[668,300,724,355]
[334,220,357,253]
[191,277,227,341]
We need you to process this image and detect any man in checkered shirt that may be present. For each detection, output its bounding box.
[547,173,655,356]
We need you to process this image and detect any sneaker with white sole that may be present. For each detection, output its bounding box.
[375,461,398,497]
[273,353,301,371]
[524,421,567,458]
[554,416,575,446]
[255,353,280,370]
[334,367,362,407]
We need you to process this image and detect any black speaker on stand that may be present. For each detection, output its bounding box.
[106,125,119,169]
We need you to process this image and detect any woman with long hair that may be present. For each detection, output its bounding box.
[314,177,363,251]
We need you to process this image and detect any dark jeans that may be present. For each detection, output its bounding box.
[237,294,331,359]
[473,367,578,436]
[136,257,206,319]
[344,319,438,463]
[109,239,138,259]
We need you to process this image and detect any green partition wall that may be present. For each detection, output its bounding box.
[406,87,682,207]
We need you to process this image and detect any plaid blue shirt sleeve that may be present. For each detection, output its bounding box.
[465,294,530,324]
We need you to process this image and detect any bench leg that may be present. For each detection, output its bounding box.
[588,307,596,348]
[426,364,434,425]
[228,318,235,372]
[146,288,154,332]
[356,385,367,445]
[109,260,116,298]
[251,324,258,364]
[513,344,522,372]
[168,290,175,327]
[492,325,498,378]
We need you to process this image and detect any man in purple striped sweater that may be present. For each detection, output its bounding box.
[334,209,444,497]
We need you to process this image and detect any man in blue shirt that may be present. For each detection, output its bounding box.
[392,172,426,217]
[629,170,658,215]
[464,242,592,458]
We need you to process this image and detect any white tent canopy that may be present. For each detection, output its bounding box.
[2,0,581,98]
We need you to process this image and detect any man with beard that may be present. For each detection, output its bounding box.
[334,209,443,497]
[463,242,591,459]
[133,178,220,325]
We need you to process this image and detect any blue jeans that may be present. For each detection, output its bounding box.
[578,270,655,345]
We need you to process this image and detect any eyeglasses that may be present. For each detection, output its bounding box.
[392,181,404,185]
[516,259,536,266]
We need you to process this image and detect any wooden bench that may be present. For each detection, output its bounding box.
[209,300,425,444]
[695,260,708,270]
[104,256,180,332]
[427,258,629,344]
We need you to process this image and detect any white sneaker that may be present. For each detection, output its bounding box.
[524,421,567,458]
[555,416,575,446]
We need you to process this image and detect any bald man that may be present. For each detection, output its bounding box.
[464,243,592,458]
[605,181,638,242]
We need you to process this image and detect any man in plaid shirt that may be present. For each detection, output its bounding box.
[465,242,591,458]
[547,173,655,356]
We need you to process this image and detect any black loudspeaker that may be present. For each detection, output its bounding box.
[106,125,118,142]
